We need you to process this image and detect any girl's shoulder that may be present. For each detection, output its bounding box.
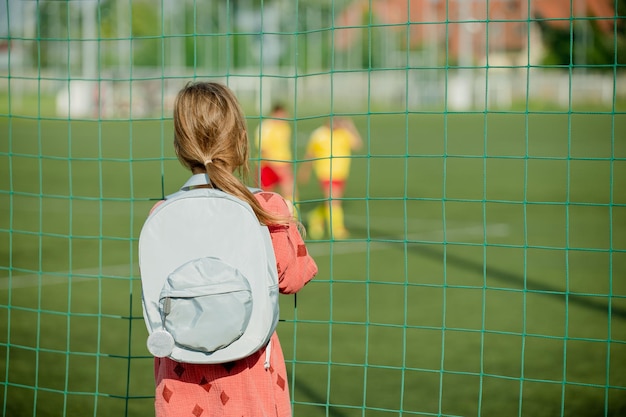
[149,200,166,214]
[253,191,291,217]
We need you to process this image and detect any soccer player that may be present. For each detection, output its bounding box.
[255,103,297,202]
[299,116,363,239]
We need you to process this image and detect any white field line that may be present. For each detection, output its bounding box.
[0,264,136,290]
[1,220,509,288]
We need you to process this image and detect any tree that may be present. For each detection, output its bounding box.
[537,0,626,70]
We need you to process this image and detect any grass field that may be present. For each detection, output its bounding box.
[1,111,625,417]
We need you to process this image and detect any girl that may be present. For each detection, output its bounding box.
[153,81,317,417]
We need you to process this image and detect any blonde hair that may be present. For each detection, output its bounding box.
[173,81,287,226]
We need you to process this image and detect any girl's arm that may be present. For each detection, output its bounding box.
[255,191,318,294]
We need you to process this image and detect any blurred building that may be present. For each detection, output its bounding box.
[335,0,617,67]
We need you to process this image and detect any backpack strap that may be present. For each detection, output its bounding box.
[264,339,272,370]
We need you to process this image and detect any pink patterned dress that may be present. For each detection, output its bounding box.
[153,191,318,417]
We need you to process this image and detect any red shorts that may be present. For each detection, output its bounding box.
[320,179,346,196]
[261,165,281,188]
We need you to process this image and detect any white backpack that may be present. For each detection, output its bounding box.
[139,174,279,365]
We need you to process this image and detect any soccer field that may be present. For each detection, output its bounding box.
[1,112,625,417]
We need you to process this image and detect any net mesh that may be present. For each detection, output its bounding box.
[0,1,625,416]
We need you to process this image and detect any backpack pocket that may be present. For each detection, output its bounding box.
[159,257,253,354]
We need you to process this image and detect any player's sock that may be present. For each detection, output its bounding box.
[328,203,348,239]
[307,205,325,239]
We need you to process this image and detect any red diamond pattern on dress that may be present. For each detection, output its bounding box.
[220,391,230,405]
[199,376,211,392]
[192,404,204,416]
[297,244,307,257]
[162,385,173,403]
[259,192,273,202]
[277,374,286,391]
[174,363,185,378]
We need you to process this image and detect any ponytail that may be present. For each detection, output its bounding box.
[174,81,294,227]
[203,159,289,227]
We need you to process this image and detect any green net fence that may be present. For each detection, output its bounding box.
[1,1,625,416]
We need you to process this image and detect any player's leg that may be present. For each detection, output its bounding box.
[323,179,348,239]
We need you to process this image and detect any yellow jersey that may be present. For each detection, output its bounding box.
[306,125,355,181]
[255,119,292,162]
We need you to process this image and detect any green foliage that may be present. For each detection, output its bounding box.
[129,1,162,67]
[33,2,69,69]
[537,0,626,69]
